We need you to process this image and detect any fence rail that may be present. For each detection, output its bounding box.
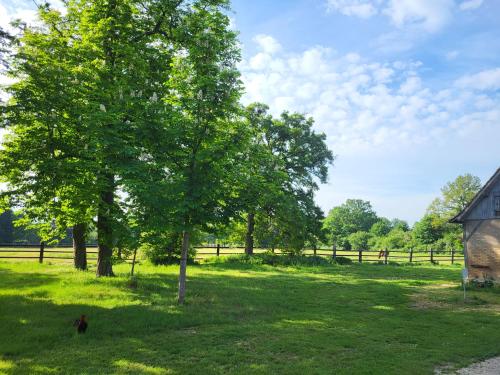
[0,243,132,263]
[192,245,464,265]
[0,243,465,265]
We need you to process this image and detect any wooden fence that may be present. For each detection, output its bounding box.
[0,243,133,263]
[0,243,464,265]
[193,245,465,265]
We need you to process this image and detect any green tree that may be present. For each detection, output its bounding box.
[1,4,98,269]
[323,199,378,249]
[419,173,481,250]
[127,0,244,303]
[348,231,371,250]
[379,229,411,250]
[240,104,333,254]
[1,1,189,274]
[391,218,409,232]
[370,218,392,237]
[427,174,481,220]
[413,215,443,245]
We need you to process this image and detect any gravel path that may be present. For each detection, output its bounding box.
[455,356,500,375]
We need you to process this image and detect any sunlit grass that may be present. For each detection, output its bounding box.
[0,260,497,374]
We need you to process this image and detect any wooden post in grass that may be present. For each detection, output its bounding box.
[451,249,455,264]
[313,245,317,256]
[130,248,138,277]
[409,248,413,263]
[384,248,388,265]
[216,243,220,257]
[332,244,337,261]
[39,241,45,264]
[430,248,434,264]
[358,250,362,263]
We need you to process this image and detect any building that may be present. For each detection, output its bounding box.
[451,168,500,283]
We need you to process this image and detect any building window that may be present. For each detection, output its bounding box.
[495,196,500,217]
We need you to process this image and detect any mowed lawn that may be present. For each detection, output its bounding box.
[0,260,499,375]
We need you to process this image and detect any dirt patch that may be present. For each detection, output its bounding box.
[409,283,500,312]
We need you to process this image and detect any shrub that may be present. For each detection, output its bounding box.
[141,232,196,265]
[334,256,353,265]
[204,253,355,267]
[347,231,371,250]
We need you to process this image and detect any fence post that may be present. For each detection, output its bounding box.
[332,244,337,261]
[358,250,362,263]
[451,249,455,264]
[313,245,317,256]
[216,243,220,257]
[409,248,413,263]
[430,248,434,264]
[39,242,45,264]
[384,248,388,265]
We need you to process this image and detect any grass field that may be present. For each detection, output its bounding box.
[0,260,498,374]
[195,247,464,265]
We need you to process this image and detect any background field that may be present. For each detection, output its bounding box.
[1,259,498,374]
[0,245,464,266]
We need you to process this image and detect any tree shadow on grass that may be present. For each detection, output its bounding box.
[199,261,464,283]
[0,267,60,291]
[0,264,499,374]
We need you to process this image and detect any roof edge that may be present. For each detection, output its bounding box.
[450,167,500,224]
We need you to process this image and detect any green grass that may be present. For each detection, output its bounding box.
[0,260,498,374]
[194,247,464,265]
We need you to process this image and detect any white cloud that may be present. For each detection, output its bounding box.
[326,0,379,19]
[241,35,500,219]
[459,0,483,11]
[399,75,421,94]
[455,68,500,91]
[242,35,499,154]
[0,3,38,33]
[0,1,66,34]
[327,0,484,33]
[383,0,454,33]
[253,34,282,54]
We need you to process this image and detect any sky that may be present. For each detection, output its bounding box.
[1,0,500,224]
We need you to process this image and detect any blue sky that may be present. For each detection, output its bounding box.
[1,0,500,223]
[230,0,500,223]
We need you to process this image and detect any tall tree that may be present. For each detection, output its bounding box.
[427,173,481,220]
[1,1,186,275]
[0,5,97,265]
[416,173,482,250]
[323,199,378,249]
[127,0,243,303]
[241,104,333,254]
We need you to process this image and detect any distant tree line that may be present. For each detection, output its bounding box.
[322,174,481,252]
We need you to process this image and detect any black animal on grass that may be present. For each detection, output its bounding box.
[73,315,88,334]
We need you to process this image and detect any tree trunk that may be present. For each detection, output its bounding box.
[73,223,87,270]
[245,212,255,255]
[178,231,190,304]
[96,174,114,277]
